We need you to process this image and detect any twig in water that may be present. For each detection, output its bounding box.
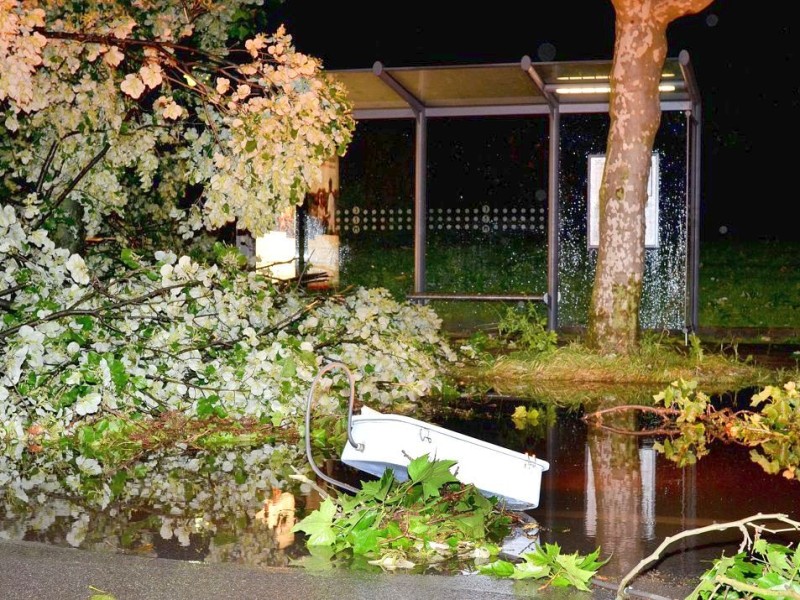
[615,512,800,599]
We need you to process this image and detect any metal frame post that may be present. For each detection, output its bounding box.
[680,51,702,332]
[688,109,701,331]
[414,112,427,294]
[522,56,560,331]
[547,107,561,331]
[372,61,428,295]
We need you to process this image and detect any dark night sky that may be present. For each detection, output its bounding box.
[269,2,796,241]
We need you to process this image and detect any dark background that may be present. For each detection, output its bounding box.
[269,1,796,241]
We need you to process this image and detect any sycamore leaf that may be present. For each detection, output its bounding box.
[350,509,379,533]
[509,560,550,580]
[350,528,381,555]
[577,546,608,571]
[289,545,335,571]
[529,542,565,564]
[407,454,459,499]
[454,512,485,540]
[292,497,337,546]
[338,493,360,514]
[552,552,598,591]
[479,560,516,577]
[359,471,393,502]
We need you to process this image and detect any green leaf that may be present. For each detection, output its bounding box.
[359,471,393,502]
[478,560,516,578]
[509,560,550,580]
[120,248,140,270]
[197,395,220,418]
[552,552,598,591]
[407,454,459,498]
[280,358,296,379]
[454,513,485,539]
[350,528,380,555]
[109,359,128,392]
[292,497,337,546]
[75,316,94,331]
[109,470,128,498]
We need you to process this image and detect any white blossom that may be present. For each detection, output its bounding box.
[66,254,90,285]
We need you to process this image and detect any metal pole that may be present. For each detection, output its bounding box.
[679,51,702,331]
[548,107,561,331]
[522,56,561,332]
[372,61,428,295]
[414,111,428,294]
[690,106,702,331]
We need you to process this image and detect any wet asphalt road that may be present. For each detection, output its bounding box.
[0,539,697,600]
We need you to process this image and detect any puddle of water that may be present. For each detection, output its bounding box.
[434,405,800,580]
[0,444,320,566]
[2,392,799,584]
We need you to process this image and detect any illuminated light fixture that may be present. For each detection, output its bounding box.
[556,75,609,81]
[554,84,677,94]
[556,72,675,81]
[555,85,611,94]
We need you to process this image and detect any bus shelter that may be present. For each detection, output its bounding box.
[324,53,702,332]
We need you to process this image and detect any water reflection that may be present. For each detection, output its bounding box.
[0,443,315,566]
[435,399,800,581]
[2,396,799,582]
[585,412,646,575]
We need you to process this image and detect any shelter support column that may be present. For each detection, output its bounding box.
[522,55,561,331]
[680,50,701,332]
[414,112,428,294]
[372,61,428,296]
[686,108,701,331]
[547,107,561,330]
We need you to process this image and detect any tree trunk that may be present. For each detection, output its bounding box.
[587,0,715,355]
[587,411,643,577]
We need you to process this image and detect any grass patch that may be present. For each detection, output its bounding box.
[335,237,800,333]
[699,239,800,329]
[59,412,298,470]
[447,330,795,407]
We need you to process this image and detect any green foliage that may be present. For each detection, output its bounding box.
[688,333,704,362]
[59,413,290,493]
[511,405,541,430]
[699,240,800,329]
[652,380,800,480]
[497,303,557,355]
[652,378,712,466]
[291,455,512,569]
[480,543,607,590]
[740,383,800,480]
[687,539,800,599]
[338,236,800,333]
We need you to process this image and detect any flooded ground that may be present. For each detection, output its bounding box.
[435,402,800,581]
[2,384,799,589]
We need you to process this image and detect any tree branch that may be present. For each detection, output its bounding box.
[35,29,228,63]
[713,575,800,599]
[0,281,199,341]
[0,283,26,299]
[615,513,800,599]
[583,405,682,420]
[33,142,110,230]
[36,140,59,194]
[654,0,717,26]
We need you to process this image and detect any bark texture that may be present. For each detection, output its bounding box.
[587,0,715,355]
